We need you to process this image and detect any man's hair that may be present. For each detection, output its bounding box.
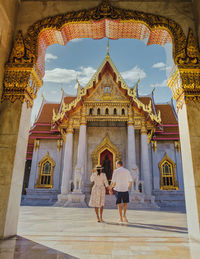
[117,160,123,166]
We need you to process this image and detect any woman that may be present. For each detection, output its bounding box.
[89,165,109,222]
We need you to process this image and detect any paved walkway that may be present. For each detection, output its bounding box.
[1,206,200,258]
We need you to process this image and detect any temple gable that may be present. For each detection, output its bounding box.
[86,71,128,102]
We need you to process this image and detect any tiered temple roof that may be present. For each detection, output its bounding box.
[26,92,179,160]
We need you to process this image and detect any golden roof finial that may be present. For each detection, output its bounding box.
[106,38,110,57]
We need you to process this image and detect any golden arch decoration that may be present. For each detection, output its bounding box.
[92,134,121,169]
[158,153,178,190]
[2,0,200,107]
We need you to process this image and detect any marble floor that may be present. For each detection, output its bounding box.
[1,206,200,258]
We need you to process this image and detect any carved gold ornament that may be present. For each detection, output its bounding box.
[151,140,157,152]
[92,134,121,169]
[168,28,200,109]
[2,0,200,109]
[1,31,42,107]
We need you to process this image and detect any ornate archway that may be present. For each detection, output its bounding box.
[1,0,200,109]
[1,0,200,240]
[92,134,121,170]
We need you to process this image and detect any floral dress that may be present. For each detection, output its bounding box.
[89,173,109,207]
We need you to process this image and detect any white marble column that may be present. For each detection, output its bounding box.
[127,107,139,193]
[60,123,73,195]
[76,124,87,168]
[141,125,152,196]
[28,140,39,189]
[127,124,137,170]
[73,107,87,193]
[127,106,137,170]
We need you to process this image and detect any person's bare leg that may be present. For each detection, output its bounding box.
[117,203,123,222]
[95,207,100,222]
[123,203,128,222]
[100,206,104,222]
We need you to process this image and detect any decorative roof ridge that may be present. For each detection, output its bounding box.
[59,88,76,113]
[170,98,178,121]
[52,54,162,125]
[31,96,47,128]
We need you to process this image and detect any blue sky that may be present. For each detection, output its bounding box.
[31,38,174,123]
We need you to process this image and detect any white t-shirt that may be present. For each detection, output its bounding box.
[111,167,133,192]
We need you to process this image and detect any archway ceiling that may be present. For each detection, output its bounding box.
[37,19,171,77]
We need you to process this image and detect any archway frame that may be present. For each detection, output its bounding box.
[1,0,200,240]
[92,134,121,169]
[1,0,200,109]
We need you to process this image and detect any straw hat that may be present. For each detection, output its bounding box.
[96,164,103,169]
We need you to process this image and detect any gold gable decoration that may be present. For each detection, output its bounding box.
[52,54,162,125]
[92,135,121,169]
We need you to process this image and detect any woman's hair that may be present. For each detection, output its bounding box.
[97,169,101,176]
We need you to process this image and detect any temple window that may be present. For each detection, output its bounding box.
[122,108,125,115]
[89,108,93,115]
[105,108,109,115]
[113,108,117,115]
[159,154,178,190]
[36,152,55,188]
[104,86,110,93]
[97,108,101,115]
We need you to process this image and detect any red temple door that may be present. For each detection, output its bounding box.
[100,149,113,183]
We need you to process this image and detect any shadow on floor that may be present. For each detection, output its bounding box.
[0,236,78,259]
[104,221,188,234]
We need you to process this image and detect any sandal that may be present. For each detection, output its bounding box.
[123,216,128,223]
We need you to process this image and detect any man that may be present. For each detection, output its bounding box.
[109,160,133,223]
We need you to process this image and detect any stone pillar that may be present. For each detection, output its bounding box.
[141,123,152,196]
[74,106,87,193]
[60,121,73,195]
[27,140,39,189]
[174,142,184,191]
[127,107,139,193]
[127,107,137,170]
[167,56,200,239]
[178,102,200,240]
[0,101,32,239]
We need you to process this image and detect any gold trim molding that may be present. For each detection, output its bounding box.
[158,153,178,191]
[36,152,55,189]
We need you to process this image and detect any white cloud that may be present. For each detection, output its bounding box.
[45,53,58,62]
[121,66,146,82]
[150,80,167,88]
[152,62,171,71]
[43,66,96,86]
[70,38,83,43]
[152,62,166,69]
[44,68,77,83]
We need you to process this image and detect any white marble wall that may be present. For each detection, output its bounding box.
[151,141,176,191]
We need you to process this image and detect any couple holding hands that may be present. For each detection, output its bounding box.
[89,160,133,223]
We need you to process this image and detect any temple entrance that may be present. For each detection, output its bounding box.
[1,0,200,242]
[100,149,113,185]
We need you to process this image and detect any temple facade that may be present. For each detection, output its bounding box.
[23,53,185,208]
